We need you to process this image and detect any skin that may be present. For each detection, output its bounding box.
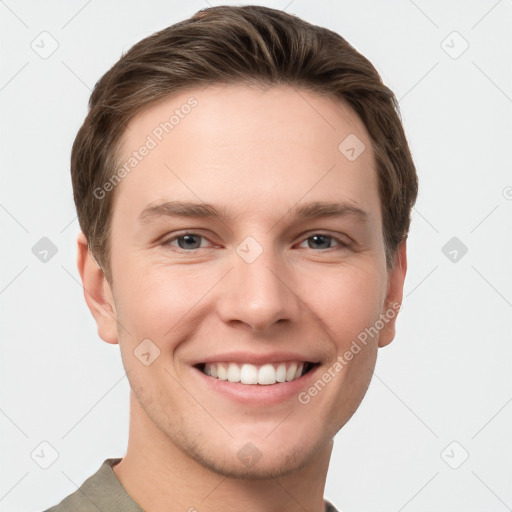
[77,84,407,512]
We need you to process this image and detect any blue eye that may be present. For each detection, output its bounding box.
[161,232,351,252]
[298,234,350,251]
[166,233,208,250]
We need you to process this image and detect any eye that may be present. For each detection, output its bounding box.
[297,233,351,251]
[163,233,213,251]
[161,231,352,253]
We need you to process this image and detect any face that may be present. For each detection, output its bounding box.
[80,84,406,479]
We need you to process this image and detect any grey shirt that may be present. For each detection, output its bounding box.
[45,458,340,512]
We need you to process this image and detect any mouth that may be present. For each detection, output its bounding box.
[194,361,320,386]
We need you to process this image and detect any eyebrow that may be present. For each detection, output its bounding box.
[138,200,368,224]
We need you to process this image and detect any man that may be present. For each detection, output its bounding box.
[45,4,418,511]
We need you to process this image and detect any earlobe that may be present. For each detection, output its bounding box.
[76,231,119,345]
[378,239,408,348]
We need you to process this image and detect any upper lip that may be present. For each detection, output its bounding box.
[191,351,321,366]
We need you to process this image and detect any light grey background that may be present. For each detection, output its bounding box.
[1,0,511,511]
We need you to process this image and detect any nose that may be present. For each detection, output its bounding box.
[216,244,302,332]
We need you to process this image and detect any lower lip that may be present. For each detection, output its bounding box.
[192,364,321,406]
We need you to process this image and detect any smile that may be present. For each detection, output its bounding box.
[197,361,318,385]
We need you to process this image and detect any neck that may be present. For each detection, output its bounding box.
[113,391,333,512]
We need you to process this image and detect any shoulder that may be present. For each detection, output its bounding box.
[42,458,128,512]
[324,498,341,512]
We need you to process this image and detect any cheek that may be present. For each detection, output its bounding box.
[112,247,387,355]
[305,263,387,349]
[113,261,218,343]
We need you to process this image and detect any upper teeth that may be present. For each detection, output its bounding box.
[202,362,307,385]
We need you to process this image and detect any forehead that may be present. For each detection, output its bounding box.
[113,83,379,223]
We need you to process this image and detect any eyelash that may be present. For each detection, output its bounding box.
[160,231,352,253]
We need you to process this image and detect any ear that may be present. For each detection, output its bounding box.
[378,239,407,348]
[76,231,119,344]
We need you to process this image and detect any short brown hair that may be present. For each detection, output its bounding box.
[71,4,418,283]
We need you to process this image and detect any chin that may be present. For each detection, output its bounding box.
[188,437,321,480]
